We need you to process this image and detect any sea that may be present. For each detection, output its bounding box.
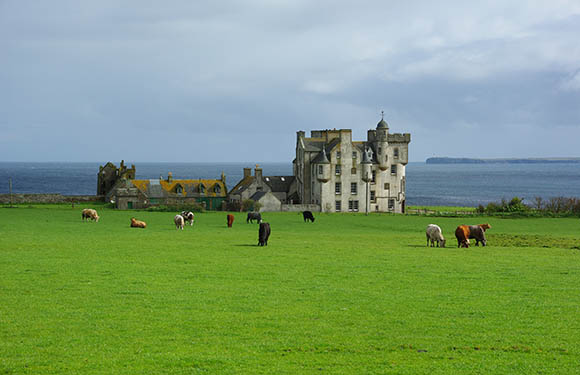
[1,161,580,207]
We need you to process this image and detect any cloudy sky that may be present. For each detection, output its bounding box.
[1,1,580,163]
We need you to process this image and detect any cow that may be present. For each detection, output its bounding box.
[130,217,147,228]
[81,208,99,222]
[426,224,446,247]
[258,222,271,246]
[227,214,234,228]
[174,214,184,230]
[455,225,471,248]
[181,211,195,226]
[247,212,262,223]
[302,211,315,223]
[467,224,491,246]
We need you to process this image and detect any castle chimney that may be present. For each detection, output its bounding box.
[254,165,263,180]
[167,172,173,183]
[243,168,251,178]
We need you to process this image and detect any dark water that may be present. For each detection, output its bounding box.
[1,162,580,207]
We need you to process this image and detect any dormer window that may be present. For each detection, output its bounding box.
[214,184,221,194]
[199,184,205,194]
[175,184,183,195]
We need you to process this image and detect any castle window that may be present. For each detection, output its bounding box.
[350,182,357,195]
[384,183,390,190]
[336,151,341,160]
[352,151,357,159]
[371,170,376,183]
[335,200,341,212]
[335,165,341,175]
[175,185,183,195]
[394,148,399,159]
[318,165,323,174]
[391,165,397,175]
[335,182,341,195]
[351,167,357,175]
[348,200,359,212]
[378,147,382,154]
[370,190,376,202]
[388,199,395,210]
[200,184,205,195]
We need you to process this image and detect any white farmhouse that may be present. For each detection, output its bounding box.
[293,115,410,213]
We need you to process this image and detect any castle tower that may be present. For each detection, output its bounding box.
[375,111,389,171]
[314,146,330,183]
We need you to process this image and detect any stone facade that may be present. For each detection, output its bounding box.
[293,116,410,213]
[228,166,297,207]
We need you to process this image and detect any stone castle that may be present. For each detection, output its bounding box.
[294,114,410,213]
[98,114,410,213]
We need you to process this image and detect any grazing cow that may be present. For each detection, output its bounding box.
[467,223,491,246]
[247,212,262,223]
[258,222,271,246]
[455,225,471,248]
[174,214,184,230]
[81,208,100,222]
[426,224,446,247]
[181,211,195,226]
[130,217,147,228]
[227,214,235,228]
[302,211,315,222]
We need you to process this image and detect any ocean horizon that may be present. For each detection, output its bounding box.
[2,161,580,207]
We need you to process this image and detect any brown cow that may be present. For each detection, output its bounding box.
[227,214,234,228]
[130,217,147,228]
[455,225,471,248]
[456,223,491,247]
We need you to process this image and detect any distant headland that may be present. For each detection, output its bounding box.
[426,157,580,164]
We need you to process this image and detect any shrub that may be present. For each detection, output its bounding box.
[241,199,262,212]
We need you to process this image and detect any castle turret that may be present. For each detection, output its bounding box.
[375,112,389,171]
[361,147,373,183]
[313,146,330,183]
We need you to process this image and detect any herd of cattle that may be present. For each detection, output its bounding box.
[426,223,491,248]
[82,209,317,246]
[82,208,491,248]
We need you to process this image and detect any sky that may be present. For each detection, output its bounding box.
[1,1,580,163]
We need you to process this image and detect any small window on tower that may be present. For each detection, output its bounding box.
[318,165,323,174]
[336,151,341,160]
[394,148,399,159]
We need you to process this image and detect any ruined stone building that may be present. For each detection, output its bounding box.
[293,115,410,213]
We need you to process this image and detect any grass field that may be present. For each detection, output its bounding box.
[1,205,580,374]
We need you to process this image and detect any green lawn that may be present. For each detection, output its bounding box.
[1,206,580,374]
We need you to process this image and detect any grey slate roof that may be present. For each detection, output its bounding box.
[264,176,295,192]
[250,191,267,201]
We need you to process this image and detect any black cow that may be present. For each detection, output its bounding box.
[258,222,271,246]
[302,211,315,222]
[247,212,262,223]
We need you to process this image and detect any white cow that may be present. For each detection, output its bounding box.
[174,214,185,230]
[426,224,446,247]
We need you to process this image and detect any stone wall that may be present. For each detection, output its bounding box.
[281,204,320,212]
[0,194,103,204]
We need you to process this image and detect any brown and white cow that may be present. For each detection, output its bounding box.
[181,211,194,226]
[81,208,100,222]
[174,214,185,230]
